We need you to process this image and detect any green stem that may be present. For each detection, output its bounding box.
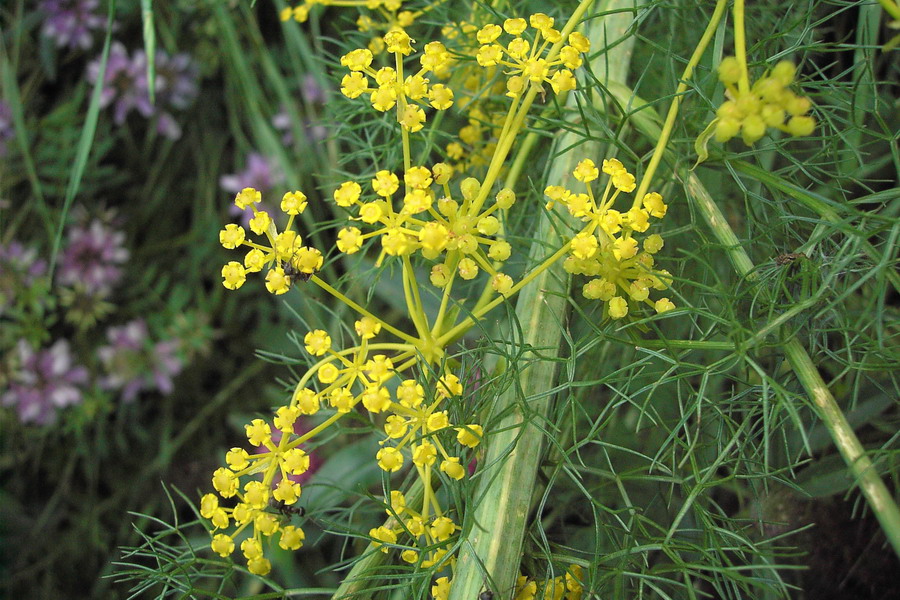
[448,3,642,597]
[683,168,900,559]
[632,0,728,205]
[733,0,750,94]
[330,480,426,600]
[729,159,900,294]
[876,0,900,20]
[311,275,419,344]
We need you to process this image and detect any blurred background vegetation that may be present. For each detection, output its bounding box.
[1,0,897,598]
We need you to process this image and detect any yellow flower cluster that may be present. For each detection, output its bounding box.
[339,32,454,131]
[203,410,312,575]
[333,164,519,295]
[370,488,460,567]
[714,58,815,145]
[445,102,505,174]
[280,0,404,26]
[474,14,591,97]
[355,3,422,55]
[203,313,483,573]
[219,187,323,294]
[432,565,584,600]
[545,158,675,319]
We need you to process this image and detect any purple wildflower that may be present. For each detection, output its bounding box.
[0,241,49,312]
[0,100,13,156]
[134,49,199,138]
[0,240,48,287]
[302,73,326,104]
[87,43,198,139]
[97,319,183,403]
[220,153,284,226]
[220,152,284,195]
[57,216,128,297]
[39,0,106,51]
[272,75,329,145]
[2,340,88,425]
[88,42,142,124]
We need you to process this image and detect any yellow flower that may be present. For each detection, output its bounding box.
[340,48,373,71]
[337,227,364,254]
[458,257,478,279]
[225,447,250,470]
[398,104,426,132]
[341,72,369,99]
[655,297,676,313]
[608,296,629,319]
[244,480,269,509]
[355,316,382,339]
[265,267,291,295]
[281,190,307,215]
[384,30,413,55]
[244,248,266,272]
[362,385,392,413]
[384,415,408,438]
[504,18,527,35]
[429,516,456,540]
[334,181,362,207]
[365,354,394,383]
[372,170,399,197]
[573,159,599,183]
[570,232,599,260]
[282,448,310,475]
[377,447,404,472]
[219,224,245,249]
[211,534,235,557]
[371,86,398,112]
[550,69,576,94]
[273,479,301,504]
[221,262,246,290]
[431,577,450,600]
[492,273,514,296]
[303,329,331,356]
[440,458,465,480]
[457,424,483,447]
[274,405,299,432]
[279,525,305,550]
[247,556,271,576]
[369,525,398,552]
[248,210,272,235]
[234,187,260,209]
[412,441,437,466]
[642,192,667,218]
[428,84,454,110]
[397,379,424,407]
[245,418,271,446]
[329,387,354,412]
[293,388,320,415]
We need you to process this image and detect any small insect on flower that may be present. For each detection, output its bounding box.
[281,254,313,285]
[269,497,306,518]
[478,591,494,600]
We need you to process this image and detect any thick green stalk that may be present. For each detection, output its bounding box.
[683,169,900,558]
[331,480,425,600]
[448,3,640,598]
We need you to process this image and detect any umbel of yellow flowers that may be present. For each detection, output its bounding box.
[546,158,675,320]
[219,187,323,294]
[714,58,815,145]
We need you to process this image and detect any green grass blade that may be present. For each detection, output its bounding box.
[141,0,156,104]
[47,0,117,279]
